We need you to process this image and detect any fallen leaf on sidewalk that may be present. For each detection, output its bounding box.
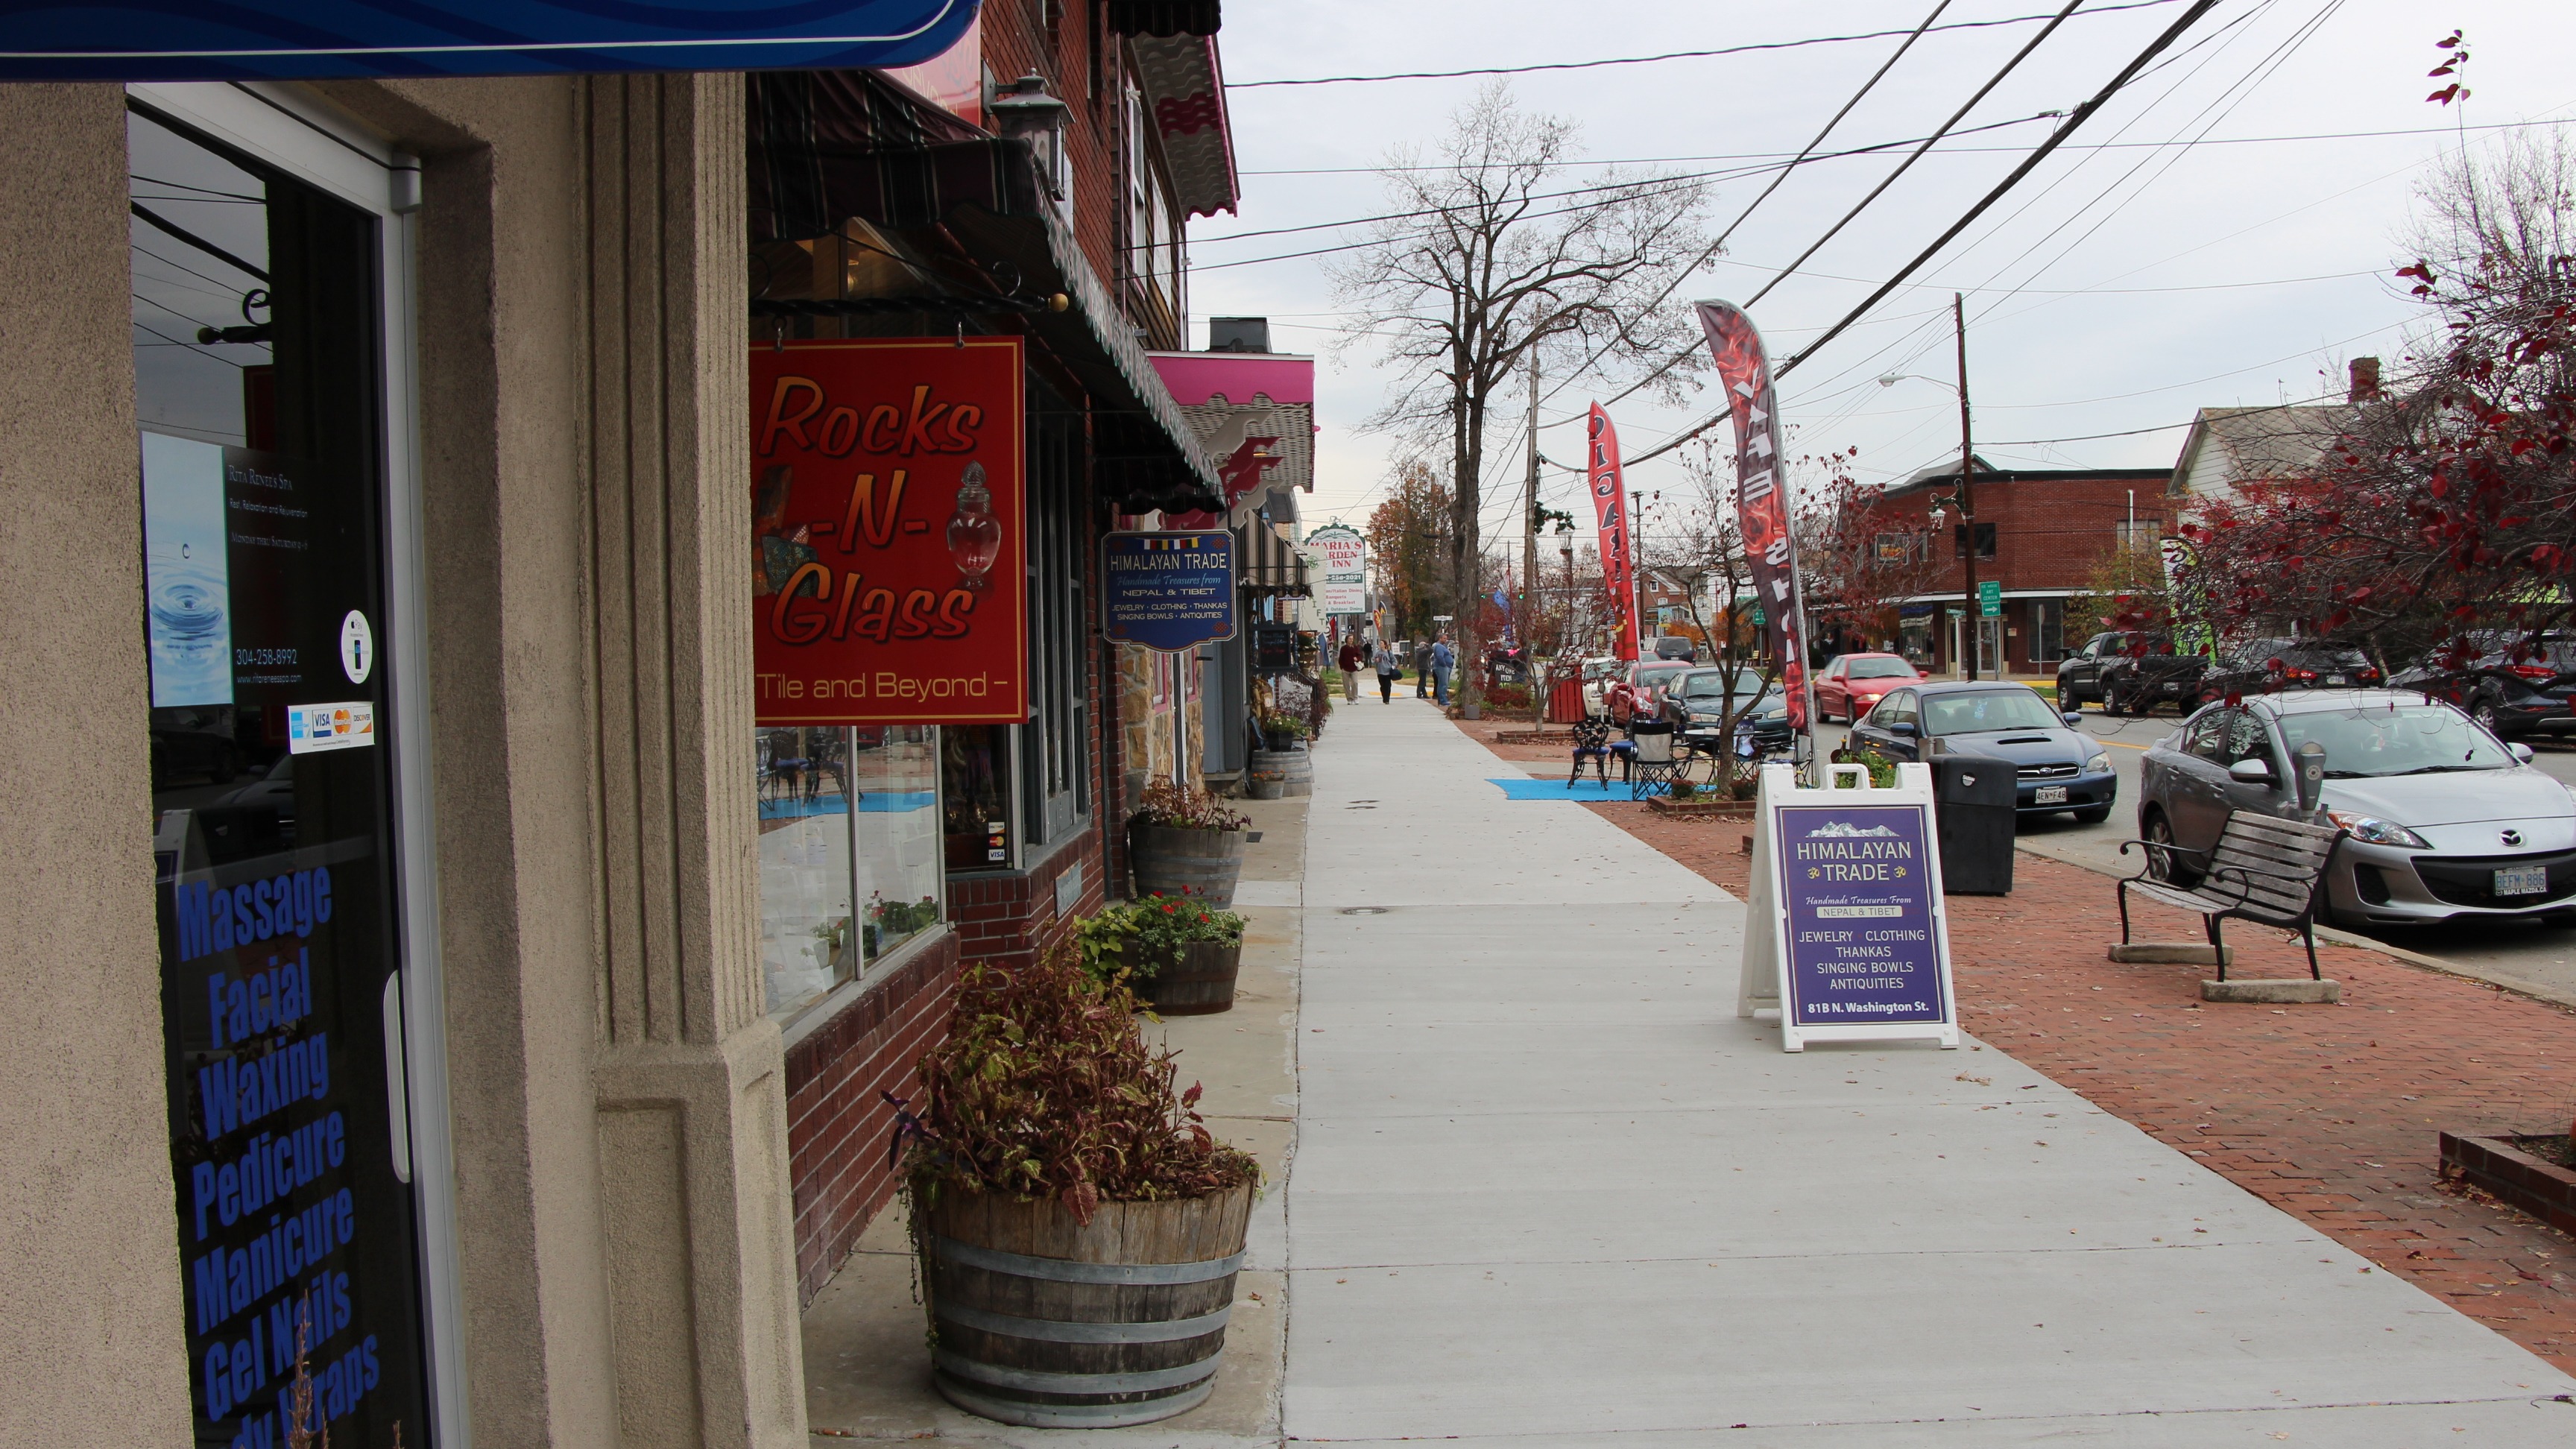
[1955,1074,1991,1085]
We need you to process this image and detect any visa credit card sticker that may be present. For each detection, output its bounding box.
[286,701,377,754]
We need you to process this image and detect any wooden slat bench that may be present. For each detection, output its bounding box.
[2116,812,2343,979]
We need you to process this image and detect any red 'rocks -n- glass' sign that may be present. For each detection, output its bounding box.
[750,338,1027,724]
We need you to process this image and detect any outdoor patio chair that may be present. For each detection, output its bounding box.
[1569,717,1614,785]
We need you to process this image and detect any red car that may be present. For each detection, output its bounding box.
[1815,653,1925,723]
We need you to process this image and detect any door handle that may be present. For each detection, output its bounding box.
[382,970,413,1184]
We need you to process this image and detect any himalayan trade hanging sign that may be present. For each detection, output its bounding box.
[1584,405,1640,662]
[0,0,982,81]
[1697,301,1815,731]
[1738,761,1960,1052]
[751,337,1025,725]
[1102,531,1237,652]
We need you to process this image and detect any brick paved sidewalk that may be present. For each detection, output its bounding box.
[1453,716,2576,1374]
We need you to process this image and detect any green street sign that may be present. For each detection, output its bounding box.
[1978,580,2002,617]
[1752,607,1766,626]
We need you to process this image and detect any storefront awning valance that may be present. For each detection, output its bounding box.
[1126,32,1240,218]
[1238,517,1310,600]
[748,70,1224,514]
[1147,352,1314,526]
[0,0,982,81]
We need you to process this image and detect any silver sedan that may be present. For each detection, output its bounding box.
[2135,689,2576,927]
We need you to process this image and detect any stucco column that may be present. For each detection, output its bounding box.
[578,71,806,1449]
[0,82,195,1448]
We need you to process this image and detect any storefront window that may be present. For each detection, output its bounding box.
[853,726,943,963]
[758,725,943,1018]
[942,724,1014,870]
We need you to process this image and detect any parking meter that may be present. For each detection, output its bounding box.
[2294,739,2327,815]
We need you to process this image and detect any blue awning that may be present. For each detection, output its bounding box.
[0,0,979,81]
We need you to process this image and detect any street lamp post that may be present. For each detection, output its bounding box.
[1879,294,1981,681]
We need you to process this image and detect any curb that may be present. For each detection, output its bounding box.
[2015,843,2576,1015]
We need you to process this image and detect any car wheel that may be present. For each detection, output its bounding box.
[2073,805,2112,824]
[2472,698,2501,734]
[2141,811,2197,888]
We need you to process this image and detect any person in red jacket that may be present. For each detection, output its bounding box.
[1336,637,1365,702]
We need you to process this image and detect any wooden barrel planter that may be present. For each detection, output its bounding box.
[1134,940,1242,1015]
[1244,751,1287,799]
[1128,824,1244,907]
[920,1184,1254,1427]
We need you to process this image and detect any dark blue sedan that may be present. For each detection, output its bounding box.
[1847,681,2118,822]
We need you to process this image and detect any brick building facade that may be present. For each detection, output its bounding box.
[1852,464,2175,675]
[757,1,1245,1304]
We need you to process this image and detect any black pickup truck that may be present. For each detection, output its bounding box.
[2058,631,2207,716]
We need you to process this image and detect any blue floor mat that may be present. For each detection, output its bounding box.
[1483,775,1638,801]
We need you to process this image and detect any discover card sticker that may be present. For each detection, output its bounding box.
[288,701,376,754]
[1774,804,1947,1027]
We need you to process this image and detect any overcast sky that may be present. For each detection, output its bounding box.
[1186,0,2575,549]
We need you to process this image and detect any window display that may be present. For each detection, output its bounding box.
[757,724,943,1019]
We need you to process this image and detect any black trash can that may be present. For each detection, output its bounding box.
[1932,753,2016,894]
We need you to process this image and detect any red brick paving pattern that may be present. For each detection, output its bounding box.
[1453,718,2576,1372]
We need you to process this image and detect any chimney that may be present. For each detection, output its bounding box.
[1208,317,1271,353]
[2348,356,2382,402]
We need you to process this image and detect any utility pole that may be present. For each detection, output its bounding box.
[1630,488,1648,651]
[1523,353,1541,725]
[1954,291,1980,682]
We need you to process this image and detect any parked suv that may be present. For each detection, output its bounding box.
[2194,637,2381,704]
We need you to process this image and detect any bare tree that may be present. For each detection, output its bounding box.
[1330,83,1715,713]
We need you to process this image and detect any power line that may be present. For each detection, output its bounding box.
[1532,0,2097,429]
[1629,0,2227,468]
[1195,113,2054,251]
[1743,0,2089,314]
[1237,116,2569,177]
[1524,0,1962,429]
[1225,1,2183,89]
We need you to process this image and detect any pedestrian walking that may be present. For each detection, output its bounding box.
[1337,637,1365,702]
[1429,635,1455,707]
[1371,638,1401,704]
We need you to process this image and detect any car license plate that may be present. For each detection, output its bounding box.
[2158,681,2179,695]
[2326,673,2346,685]
[2035,785,2068,805]
[2496,865,2548,896]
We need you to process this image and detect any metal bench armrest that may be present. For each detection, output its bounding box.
[2114,837,2209,886]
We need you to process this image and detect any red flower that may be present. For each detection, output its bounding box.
[1162,903,1176,914]
[1198,913,1209,923]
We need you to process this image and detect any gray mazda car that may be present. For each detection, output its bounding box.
[2135,689,2576,926]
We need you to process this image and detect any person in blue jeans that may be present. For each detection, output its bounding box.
[1429,636,1456,706]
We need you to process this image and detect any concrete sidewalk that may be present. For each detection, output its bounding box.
[1287,698,2576,1444]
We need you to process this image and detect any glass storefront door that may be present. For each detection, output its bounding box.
[133,101,433,1448]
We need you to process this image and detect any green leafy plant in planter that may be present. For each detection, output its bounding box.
[1257,708,1310,751]
[896,944,1258,1216]
[1667,778,1699,801]
[1075,895,1246,985]
[891,944,1263,1424]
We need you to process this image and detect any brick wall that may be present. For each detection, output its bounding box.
[1866,470,2174,594]
[783,930,962,1303]
[982,0,1126,293]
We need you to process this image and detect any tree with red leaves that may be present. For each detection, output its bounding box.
[1796,446,1946,654]
[2176,130,2575,672]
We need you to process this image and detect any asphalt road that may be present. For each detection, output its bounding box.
[1818,706,2576,1005]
